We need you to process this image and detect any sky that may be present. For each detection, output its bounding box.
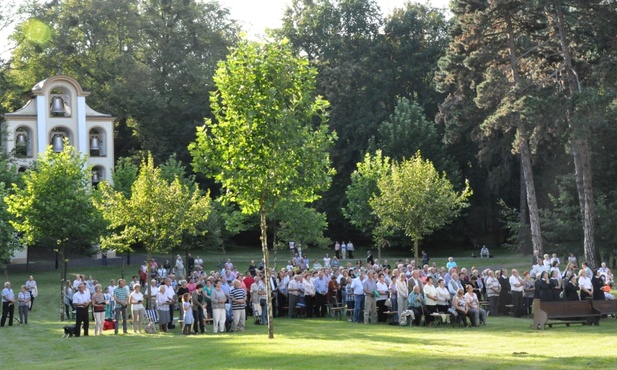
[1,0,450,56]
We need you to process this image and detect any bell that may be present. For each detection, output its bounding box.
[92,170,100,183]
[50,96,66,116]
[52,134,64,152]
[16,133,27,146]
[90,136,100,151]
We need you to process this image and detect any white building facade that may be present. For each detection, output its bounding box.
[2,74,114,185]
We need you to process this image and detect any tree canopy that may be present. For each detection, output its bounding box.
[190,38,336,338]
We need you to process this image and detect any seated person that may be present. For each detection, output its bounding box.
[452,288,469,327]
[464,284,487,326]
[480,245,489,258]
[407,285,424,326]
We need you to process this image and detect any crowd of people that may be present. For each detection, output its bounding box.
[2,247,615,336]
[1,275,37,327]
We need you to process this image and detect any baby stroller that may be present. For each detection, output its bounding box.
[145,309,159,334]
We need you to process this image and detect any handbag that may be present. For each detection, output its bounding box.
[384,297,392,308]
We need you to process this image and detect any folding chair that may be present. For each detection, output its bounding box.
[145,309,159,334]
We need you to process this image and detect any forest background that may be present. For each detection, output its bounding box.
[2,0,617,269]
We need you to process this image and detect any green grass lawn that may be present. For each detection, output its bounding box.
[2,248,617,369]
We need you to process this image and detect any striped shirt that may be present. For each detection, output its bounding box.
[230,288,246,311]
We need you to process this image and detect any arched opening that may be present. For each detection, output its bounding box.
[14,126,33,158]
[89,128,107,157]
[49,87,72,117]
[49,127,73,153]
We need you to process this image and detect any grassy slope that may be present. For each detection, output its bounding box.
[2,248,616,369]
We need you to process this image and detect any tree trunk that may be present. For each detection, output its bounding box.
[519,139,543,256]
[505,11,543,256]
[260,209,274,339]
[519,161,530,254]
[146,250,152,310]
[59,246,66,321]
[413,239,419,268]
[553,3,599,268]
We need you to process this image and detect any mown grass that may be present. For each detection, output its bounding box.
[2,249,616,369]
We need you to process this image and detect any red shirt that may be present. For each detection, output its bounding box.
[243,276,255,292]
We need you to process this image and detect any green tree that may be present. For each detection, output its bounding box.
[190,38,336,339]
[5,142,104,320]
[95,154,211,304]
[0,157,24,267]
[343,150,393,258]
[111,157,139,199]
[5,0,237,163]
[370,152,472,264]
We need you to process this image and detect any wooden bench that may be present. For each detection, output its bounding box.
[591,300,617,317]
[531,299,601,330]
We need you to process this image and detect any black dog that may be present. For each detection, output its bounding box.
[62,325,78,338]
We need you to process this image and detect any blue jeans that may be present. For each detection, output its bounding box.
[354,294,365,323]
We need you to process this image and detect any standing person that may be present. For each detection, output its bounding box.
[522,272,535,316]
[334,241,341,259]
[211,280,227,333]
[423,276,438,325]
[251,276,268,325]
[532,250,540,265]
[230,280,246,332]
[191,284,206,334]
[313,271,329,318]
[24,276,37,311]
[341,242,347,260]
[63,281,74,320]
[375,273,389,322]
[72,283,91,336]
[485,270,501,316]
[175,256,184,280]
[347,241,354,259]
[101,250,108,266]
[129,284,145,334]
[182,293,194,335]
[164,278,176,329]
[156,285,170,332]
[287,274,303,318]
[91,284,107,336]
[395,271,409,319]
[302,272,316,318]
[351,271,366,323]
[564,275,580,301]
[17,285,30,325]
[366,250,374,266]
[187,254,195,276]
[113,279,129,335]
[421,250,430,267]
[509,269,524,317]
[362,271,378,324]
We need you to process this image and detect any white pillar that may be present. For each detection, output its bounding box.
[77,96,87,154]
[36,96,48,154]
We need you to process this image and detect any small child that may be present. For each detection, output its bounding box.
[182,293,194,335]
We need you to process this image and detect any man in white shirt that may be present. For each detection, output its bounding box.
[351,271,366,323]
[530,258,546,278]
[509,269,524,317]
[1,282,15,327]
[72,283,91,337]
[164,278,176,329]
[287,274,304,318]
[25,276,37,311]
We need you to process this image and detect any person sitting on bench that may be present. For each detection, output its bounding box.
[480,245,490,258]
